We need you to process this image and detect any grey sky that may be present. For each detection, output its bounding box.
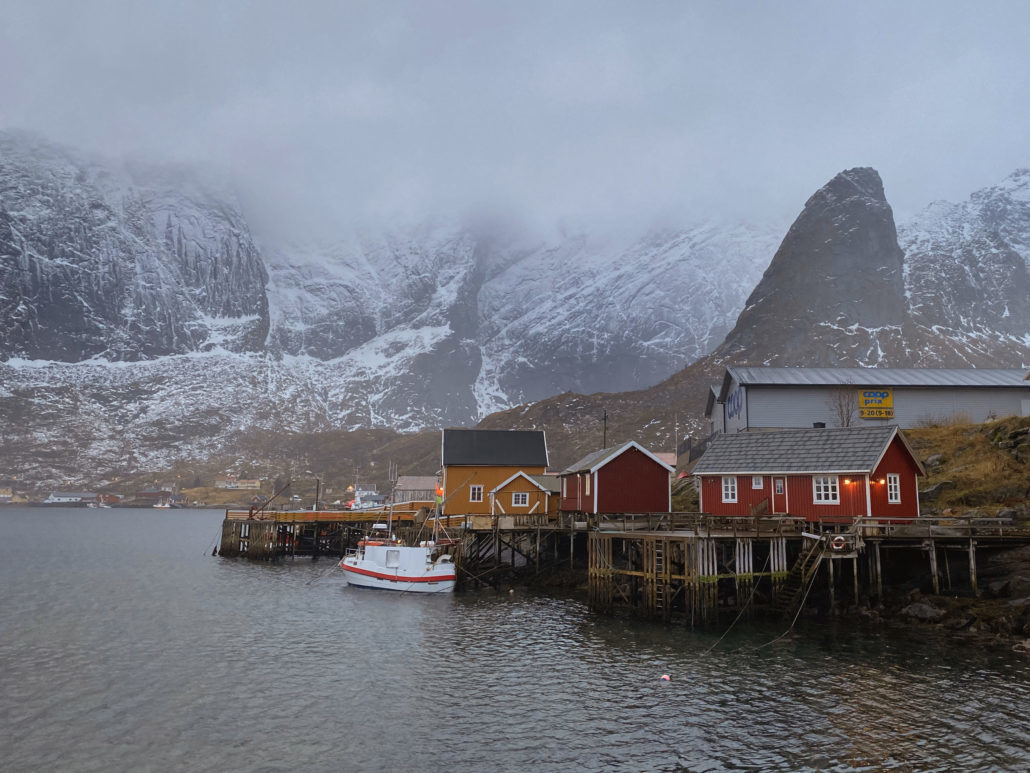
[3,0,1029,235]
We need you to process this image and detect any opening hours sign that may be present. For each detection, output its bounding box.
[859,388,894,418]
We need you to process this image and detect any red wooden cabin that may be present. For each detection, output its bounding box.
[692,425,925,523]
[560,441,674,514]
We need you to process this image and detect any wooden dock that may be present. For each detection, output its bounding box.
[218,508,425,559]
[217,508,1030,622]
[585,513,1030,623]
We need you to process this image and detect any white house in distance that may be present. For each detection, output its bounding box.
[706,366,1030,435]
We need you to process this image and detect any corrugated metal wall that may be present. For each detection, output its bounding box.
[739,386,1028,430]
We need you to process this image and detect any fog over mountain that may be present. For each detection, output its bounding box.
[3,2,1030,487]
[2,135,1030,486]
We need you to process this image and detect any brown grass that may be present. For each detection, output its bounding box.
[907,415,1030,514]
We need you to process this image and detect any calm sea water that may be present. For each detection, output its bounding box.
[2,507,1029,773]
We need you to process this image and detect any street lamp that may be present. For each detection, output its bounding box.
[305,470,321,512]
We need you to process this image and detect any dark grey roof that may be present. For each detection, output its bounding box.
[691,425,920,475]
[442,429,548,467]
[721,367,1029,400]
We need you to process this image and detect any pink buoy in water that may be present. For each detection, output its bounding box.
[660,674,670,682]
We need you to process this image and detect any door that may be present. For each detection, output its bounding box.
[772,478,787,513]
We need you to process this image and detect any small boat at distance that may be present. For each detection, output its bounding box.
[339,535,456,593]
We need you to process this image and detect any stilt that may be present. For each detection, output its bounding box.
[969,539,979,597]
[827,555,835,611]
[928,540,940,595]
[871,541,883,602]
[853,556,859,606]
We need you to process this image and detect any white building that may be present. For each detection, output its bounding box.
[706,367,1030,435]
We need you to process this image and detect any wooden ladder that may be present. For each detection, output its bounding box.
[772,537,825,619]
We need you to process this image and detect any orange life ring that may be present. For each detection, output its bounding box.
[831,535,846,551]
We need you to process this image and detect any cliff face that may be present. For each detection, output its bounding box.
[716,167,908,365]
[0,133,269,361]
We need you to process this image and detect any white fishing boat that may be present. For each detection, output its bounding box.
[338,537,456,593]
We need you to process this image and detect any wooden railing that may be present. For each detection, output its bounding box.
[590,511,807,536]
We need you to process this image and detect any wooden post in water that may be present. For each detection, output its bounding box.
[928,540,940,595]
[852,556,859,606]
[870,541,883,602]
[735,538,753,610]
[969,539,979,597]
[770,536,788,603]
[827,555,836,611]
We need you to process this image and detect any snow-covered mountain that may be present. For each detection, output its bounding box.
[900,168,1030,364]
[0,132,781,485]
[4,131,1029,489]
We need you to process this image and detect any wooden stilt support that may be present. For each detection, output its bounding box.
[928,540,940,595]
[852,556,859,607]
[871,541,883,602]
[969,539,979,597]
[828,554,836,611]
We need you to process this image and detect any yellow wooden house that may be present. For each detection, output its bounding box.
[440,428,548,516]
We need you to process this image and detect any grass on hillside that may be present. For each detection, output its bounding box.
[906,415,1030,516]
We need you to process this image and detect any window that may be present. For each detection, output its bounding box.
[585,474,591,496]
[562,478,567,497]
[752,476,763,489]
[813,476,839,504]
[721,476,737,503]
[887,473,901,504]
[469,485,483,502]
[774,479,784,495]
[512,492,529,507]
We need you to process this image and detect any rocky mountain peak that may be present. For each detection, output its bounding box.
[713,167,906,365]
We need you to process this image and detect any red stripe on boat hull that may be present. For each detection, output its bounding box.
[340,564,456,583]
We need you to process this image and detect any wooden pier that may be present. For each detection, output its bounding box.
[218,507,1030,623]
[586,513,1030,623]
[218,508,424,559]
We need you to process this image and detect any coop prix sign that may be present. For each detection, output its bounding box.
[858,388,894,419]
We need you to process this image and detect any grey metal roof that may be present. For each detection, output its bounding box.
[442,429,549,467]
[394,475,437,491]
[691,425,917,475]
[528,474,560,493]
[724,366,1030,395]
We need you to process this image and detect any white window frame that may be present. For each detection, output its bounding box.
[886,473,901,504]
[721,476,737,503]
[469,485,483,503]
[774,478,784,495]
[752,476,763,490]
[812,475,839,504]
[512,492,529,507]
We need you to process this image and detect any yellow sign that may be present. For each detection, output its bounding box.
[858,388,894,419]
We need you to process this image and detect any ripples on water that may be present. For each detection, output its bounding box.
[2,508,1029,772]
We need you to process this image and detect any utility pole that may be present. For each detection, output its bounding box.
[602,410,608,448]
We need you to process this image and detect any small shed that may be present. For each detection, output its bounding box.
[489,472,560,519]
[560,441,674,514]
[691,425,925,522]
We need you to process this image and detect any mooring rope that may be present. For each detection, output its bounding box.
[695,548,773,658]
[749,546,824,652]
